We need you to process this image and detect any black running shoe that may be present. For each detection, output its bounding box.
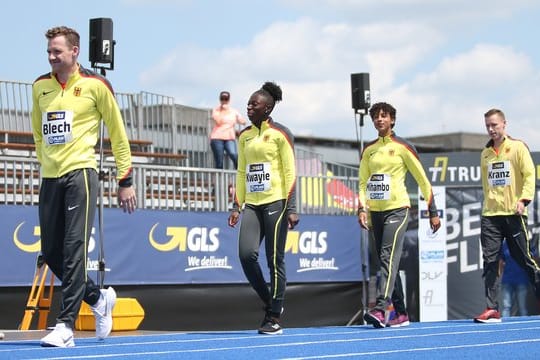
[260,312,272,328]
[258,317,283,335]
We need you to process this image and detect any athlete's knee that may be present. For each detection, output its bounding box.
[239,249,259,264]
[482,261,499,277]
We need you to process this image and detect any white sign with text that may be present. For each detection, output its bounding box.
[418,186,447,321]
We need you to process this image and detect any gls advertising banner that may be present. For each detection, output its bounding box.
[0,206,363,286]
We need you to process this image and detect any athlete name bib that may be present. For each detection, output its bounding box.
[487,161,511,187]
[366,173,391,200]
[42,110,73,145]
[246,162,271,193]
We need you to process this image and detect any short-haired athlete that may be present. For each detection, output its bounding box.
[474,108,540,323]
[31,26,136,347]
[358,102,441,328]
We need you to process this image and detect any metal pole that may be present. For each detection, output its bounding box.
[97,118,106,289]
[96,67,107,289]
[347,112,369,326]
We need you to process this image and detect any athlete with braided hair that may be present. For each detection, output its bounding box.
[228,81,299,335]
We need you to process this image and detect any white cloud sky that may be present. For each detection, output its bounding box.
[3,0,540,150]
[137,2,540,149]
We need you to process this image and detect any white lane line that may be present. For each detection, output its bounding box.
[280,338,540,359]
[25,325,540,360]
[8,318,540,354]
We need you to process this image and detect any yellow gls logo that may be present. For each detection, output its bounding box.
[13,222,97,253]
[148,223,219,252]
[286,231,328,255]
[13,221,41,253]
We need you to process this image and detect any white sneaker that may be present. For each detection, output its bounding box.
[40,322,75,347]
[91,287,117,340]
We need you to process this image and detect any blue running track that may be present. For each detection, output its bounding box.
[1,317,539,359]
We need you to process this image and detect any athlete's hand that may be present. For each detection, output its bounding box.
[430,215,441,233]
[358,212,369,230]
[118,186,137,214]
[515,200,526,215]
[288,213,299,230]
[228,210,240,228]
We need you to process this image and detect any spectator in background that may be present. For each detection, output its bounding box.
[500,239,533,317]
[210,91,246,169]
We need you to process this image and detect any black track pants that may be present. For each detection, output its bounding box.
[238,199,288,315]
[39,168,101,327]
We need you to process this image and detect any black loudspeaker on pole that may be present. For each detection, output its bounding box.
[89,17,115,287]
[350,73,370,113]
[89,18,115,70]
[347,73,371,326]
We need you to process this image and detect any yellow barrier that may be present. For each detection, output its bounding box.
[75,297,145,331]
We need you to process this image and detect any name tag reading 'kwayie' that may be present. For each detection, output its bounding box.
[246,162,271,193]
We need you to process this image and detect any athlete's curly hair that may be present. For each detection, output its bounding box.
[369,102,396,128]
[45,26,80,48]
[256,81,282,113]
[261,82,282,102]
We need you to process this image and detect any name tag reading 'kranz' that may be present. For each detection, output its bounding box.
[246,162,272,193]
[487,161,511,187]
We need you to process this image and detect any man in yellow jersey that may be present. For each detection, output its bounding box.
[358,102,441,328]
[31,26,136,347]
[474,108,540,323]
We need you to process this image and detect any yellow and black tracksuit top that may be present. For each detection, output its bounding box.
[358,132,437,215]
[234,118,297,213]
[481,136,535,216]
[31,65,132,185]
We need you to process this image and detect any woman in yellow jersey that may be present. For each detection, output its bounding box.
[228,82,299,335]
[358,102,441,328]
[474,108,540,323]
